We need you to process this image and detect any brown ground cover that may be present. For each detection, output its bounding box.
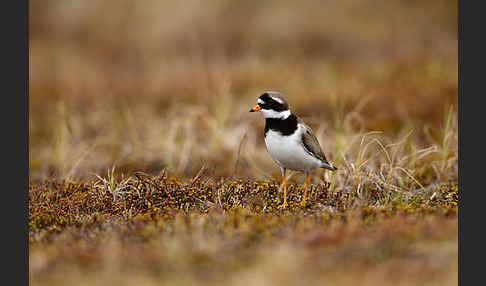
[29,1,458,285]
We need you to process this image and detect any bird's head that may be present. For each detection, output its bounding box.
[249,91,291,119]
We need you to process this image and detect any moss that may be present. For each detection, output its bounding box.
[29,175,458,237]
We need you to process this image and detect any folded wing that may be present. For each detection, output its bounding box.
[299,119,337,171]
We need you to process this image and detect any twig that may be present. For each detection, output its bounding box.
[190,165,207,187]
[232,131,248,178]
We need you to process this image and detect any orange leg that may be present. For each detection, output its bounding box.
[279,168,288,208]
[301,173,310,206]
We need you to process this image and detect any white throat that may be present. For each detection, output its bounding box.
[261,109,291,119]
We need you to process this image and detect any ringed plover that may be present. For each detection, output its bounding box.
[250,91,337,208]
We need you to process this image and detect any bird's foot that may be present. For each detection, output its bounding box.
[278,202,289,209]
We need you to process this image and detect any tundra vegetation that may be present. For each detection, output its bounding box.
[30,1,458,285]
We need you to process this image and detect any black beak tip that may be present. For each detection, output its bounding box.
[249,109,255,112]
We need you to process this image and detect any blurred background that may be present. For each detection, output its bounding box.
[29,0,457,183]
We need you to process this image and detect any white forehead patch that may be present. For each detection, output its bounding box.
[271,96,284,104]
[257,98,265,104]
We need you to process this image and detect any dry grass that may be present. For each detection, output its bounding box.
[29,0,457,182]
[29,1,458,285]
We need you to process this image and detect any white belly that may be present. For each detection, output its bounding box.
[264,127,323,172]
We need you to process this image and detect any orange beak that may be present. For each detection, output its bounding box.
[249,105,261,112]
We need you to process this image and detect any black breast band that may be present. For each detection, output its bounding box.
[264,114,298,137]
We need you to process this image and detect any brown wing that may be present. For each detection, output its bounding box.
[298,118,335,169]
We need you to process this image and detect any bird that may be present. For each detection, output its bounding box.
[249,91,337,208]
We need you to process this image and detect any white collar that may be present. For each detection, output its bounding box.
[261,109,291,119]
